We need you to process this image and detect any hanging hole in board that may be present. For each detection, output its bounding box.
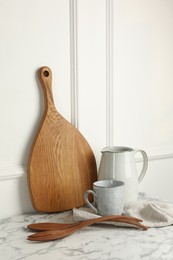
[43,70,49,77]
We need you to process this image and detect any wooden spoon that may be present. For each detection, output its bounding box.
[27,215,148,241]
[27,215,143,231]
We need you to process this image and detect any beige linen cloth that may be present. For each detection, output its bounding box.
[73,199,173,228]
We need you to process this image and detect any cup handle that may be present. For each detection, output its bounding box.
[84,190,98,214]
[135,150,148,183]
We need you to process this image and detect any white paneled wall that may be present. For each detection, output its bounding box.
[77,0,107,164]
[113,0,173,156]
[0,0,173,219]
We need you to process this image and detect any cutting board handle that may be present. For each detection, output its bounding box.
[38,66,55,110]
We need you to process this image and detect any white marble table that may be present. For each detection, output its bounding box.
[1,204,173,260]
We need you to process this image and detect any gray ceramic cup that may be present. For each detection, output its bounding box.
[84,179,125,216]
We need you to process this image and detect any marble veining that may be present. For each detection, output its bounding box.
[1,196,173,260]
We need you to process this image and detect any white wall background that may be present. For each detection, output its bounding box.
[0,0,173,219]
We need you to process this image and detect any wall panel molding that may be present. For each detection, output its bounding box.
[0,151,173,181]
[148,154,173,161]
[136,153,173,163]
[69,0,78,128]
[0,166,26,181]
[106,0,113,146]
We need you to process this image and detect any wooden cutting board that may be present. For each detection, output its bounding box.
[27,66,97,212]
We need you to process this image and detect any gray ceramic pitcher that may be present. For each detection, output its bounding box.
[98,146,148,207]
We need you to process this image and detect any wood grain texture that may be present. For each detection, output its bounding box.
[27,66,97,212]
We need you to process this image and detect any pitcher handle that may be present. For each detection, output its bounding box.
[135,150,148,183]
[84,190,98,214]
